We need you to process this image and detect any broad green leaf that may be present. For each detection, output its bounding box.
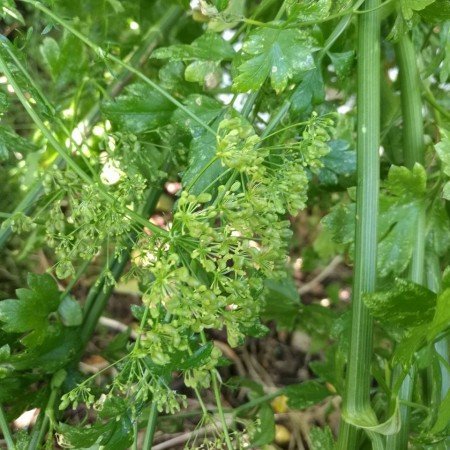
[427,199,450,256]
[263,276,300,330]
[420,0,450,21]
[173,94,223,137]
[393,288,450,367]
[184,60,221,87]
[321,202,355,245]
[393,323,428,367]
[0,273,61,347]
[177,96,225,194]
[285,381,330,409]
[251,403,275,446]
[363,279,436,328]
[309,426,335,450]
[401,0,436,20]
[378,164,427,277]
[429,288,450,338]
[102,83,176,134]
[58,296,82,327]
[318,140,356,187]
[286,0,332,20]
[3,328,82,372]
[203,0,245,32]
[435,128,450,176]
[233,25,318,93]
[329,51,355,79]
[58,414,133,449]
[152,32,234,61]
[39,33,87,87]
[291,68,325,113]
[385,163,427,197]
[176,342,213,370]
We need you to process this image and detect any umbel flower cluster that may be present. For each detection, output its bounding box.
[133,113,334,389]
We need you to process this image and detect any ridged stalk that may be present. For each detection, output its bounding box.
[386,32,425,450]
[337,1,381,448]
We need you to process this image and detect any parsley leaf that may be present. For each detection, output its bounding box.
[233,24,318,93]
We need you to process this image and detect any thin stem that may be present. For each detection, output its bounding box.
[142,403,159,450]
[211,372,234,450]
[0,405,14,450]
[337,0,381,447]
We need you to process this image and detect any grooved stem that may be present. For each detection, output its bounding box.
[386,32,426,450]
[337,1,381,447]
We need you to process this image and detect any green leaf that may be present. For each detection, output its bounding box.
[400,0,436,20]
[329,51,355,79]
[176,342,213,370]
[285,381,330,409]
[431,390,450,434]
[251,403,275,446]
[428,288,450,338]
[309,426,335,450]
[0,273,61,347]
[57,414,133,450]
[321,202,355,245]
[102,83,176,134]
[286,0,332,20]
[318,140,356,187]
[363,279,436,328]
[184,60,221,87]
[233,25,318,93]
[173,94,223,137]
[204,0,245,32]
[377,164,427,277]
[153,32,234,61]
[435,128,450,177]
[58,296,82,327]
[385,163,427,197]
[420,0,450,21]
[0,124,37,161]
[263,276,300,330]
[427,198,450,256]
[291,68,325,113]
[39,33,87,87]
[443,181,450,200]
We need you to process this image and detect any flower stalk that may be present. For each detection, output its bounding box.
[337,0,381,447]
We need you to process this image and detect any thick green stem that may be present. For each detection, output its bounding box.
[386,32,426,450]
[338,0,380,447]
[0,405,14,450]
